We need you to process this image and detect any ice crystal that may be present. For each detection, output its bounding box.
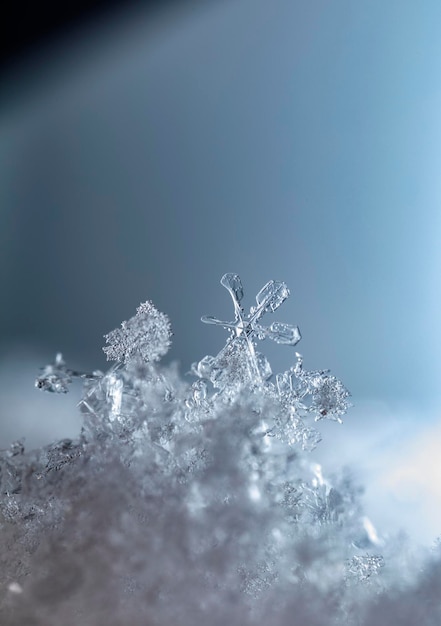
[291,353,351,423]
[35,353,73,393]
[345,554,385,582]
[193,274,349,450]
[103,300,172,364]
[35,353,99,393]
[195,273,300,390]
[1,273,439,626]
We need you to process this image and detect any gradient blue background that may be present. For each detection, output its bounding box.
[1,0,440,539]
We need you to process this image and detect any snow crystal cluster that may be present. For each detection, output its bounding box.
[1,274,440,625]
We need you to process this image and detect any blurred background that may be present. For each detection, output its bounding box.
[1,0,441,541]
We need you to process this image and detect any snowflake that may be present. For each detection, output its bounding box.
[293,353,351,423]
[193,273,300,389]
[191,274,349,451]
[103,300,172,364]
[201,273,301,346]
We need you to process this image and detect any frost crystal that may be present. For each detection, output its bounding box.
[3,273,437,626]
[103,300,172,363]
[35,353,99,393]
[195,273,300,390]
[291,353,351,423]
[34,353,72,393]
[193,274,349,450]
[345,555,385,582]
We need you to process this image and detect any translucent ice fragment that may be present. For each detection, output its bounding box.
[0,441,26,495]
[281,482,302,509]
[293,352,304,377]
[185,381,211,422]
[103,300,172,364]
[35,353,72,393]
[345,555,384,582]
[36,353,101,394]
[191,355,216,380]
[276,371,292,395]
[256,351,272,381]
[301,427,322,452]
[107,373,124,420]
[191,379,207,405]
[6,440,25,458]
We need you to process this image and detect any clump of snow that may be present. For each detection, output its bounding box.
[0,274,439,625]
